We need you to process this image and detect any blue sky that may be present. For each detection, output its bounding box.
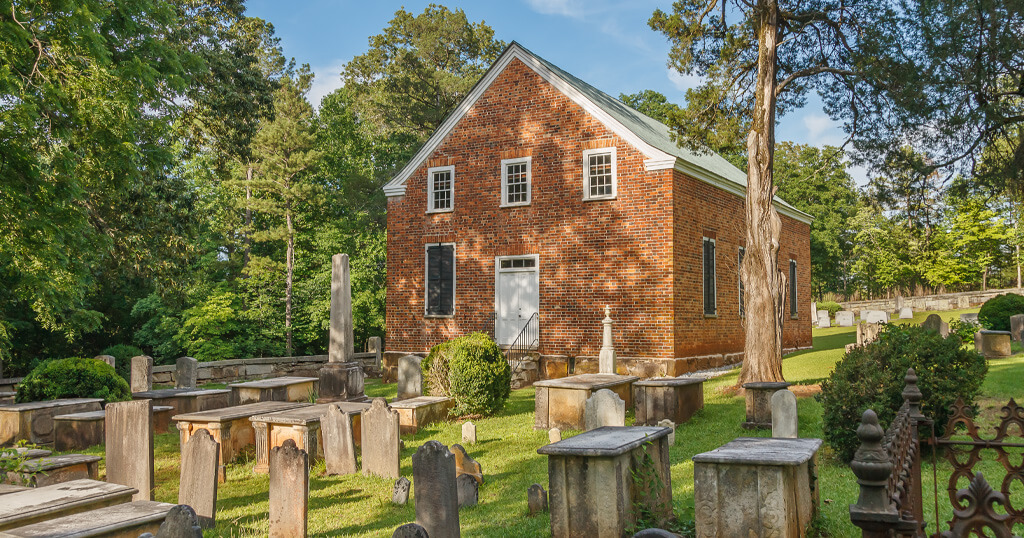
[246,0,865,182]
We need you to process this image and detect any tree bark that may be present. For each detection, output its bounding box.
[738,0,786,385]
[285,202,294,357]
[244,166,253,270]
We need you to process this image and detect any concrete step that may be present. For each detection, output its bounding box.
[0,479,136,531]
[0,500,175,537]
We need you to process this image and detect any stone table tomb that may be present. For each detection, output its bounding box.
[537,426,672,537]
[53,406,174,451]
[0,398,103,446]
[533,374,640,431]
[632,377,704,426]
[390,396,453,434]
[249,401,370,473]
[693,437,821,537]
[229,376,319,405]
[0,479,137,531]
[976,330,1012,358]
[5,454,102,487]
[131,388,231,420]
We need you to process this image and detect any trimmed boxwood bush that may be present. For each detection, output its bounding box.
[16,357,132,404]
[422,332,511,417]
[817,300,842,316]
[99,344,144,381]
[978,293,1024,331]
[817,323,987,462]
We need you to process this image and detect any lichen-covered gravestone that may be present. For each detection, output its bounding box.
[584,388,625,431]
[456,473,478,508]
[269,439,308,538]
[322,404,357,475]
[413,440,460,538]
[1011,314,1024,343]
[105,399,154,501]
[140,504,203,538]
[657,419,676,445]
[450,444,483,484]
[131,355,153,393]
[178,427,219,527]
[770,389,798,439]
[397,355,424,400]
[361,398,400,479]
[392,477,411,505]
[175,357,198,389]
[527,484,548,515]
[392,523,429,538]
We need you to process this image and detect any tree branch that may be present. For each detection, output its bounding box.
[776,66,856,96]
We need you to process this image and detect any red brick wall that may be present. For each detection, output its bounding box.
[385,57,812,362]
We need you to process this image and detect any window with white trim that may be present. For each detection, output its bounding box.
[738,247,746,318]
[789,259,798,318]
[425,244,455,316]
[583,147,616,200]
[427,165,454,213]
[501,157,531,207]
[703,237,717,316]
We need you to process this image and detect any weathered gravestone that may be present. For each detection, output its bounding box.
[771,389,798,439]
[397,355,424,400]
[175,357,198,389]
[269,439,308,538]
[93,355,115,368]
[922,314,950,337]
[584,388,625,431]
[451,444,483,484]
[960,312,980,324]
[527,483,548,515]
[140,504,203,538]
[898,307,914,319]
[105,399,153,501]
[456,473,478,508]
[862,310,889,324]
[322,404,358,476]
[816,312,830,328]
[742,382,790,430]
[392,523,430,538]
[548,428,561,443]
[131,355,153,393]
[657,419,676,445]
[319,253,366,402]
[393,477,411,505]
[178,428,219,528]
[413,440,460,538]
[835,311,855,327]
[1011,314,1024,342]
[462,421,476,445]
[361,398,400,479]
[857,322,884,346]
[599,306,617,374]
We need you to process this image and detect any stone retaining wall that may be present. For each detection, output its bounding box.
[840,287,1023,314]
[152,352,381,386]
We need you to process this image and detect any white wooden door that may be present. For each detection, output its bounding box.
[496,258,538,346]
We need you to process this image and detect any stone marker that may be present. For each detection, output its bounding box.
[657,419,676,445]
[960,312,980,324]
[527,484,548,515]
[1011,314,1023,342]
[322,404,358,476]
[393,477,411,505]
[146,504,203,538]
[319,253,367,402]
[598,306,617,374]
[742,382,790,429]
[131,355,153,393]
[367,336,383,371]
[93,355,115,368]
[105,399,154,501]
[462,421,476,445]
[178,428,219,528]
[862,310,889,324]
[816,312,830,328]
[921,314,950,337]
[456,473,479,508]
[361,397,400,479]
[412,440,460,538]
[269,439,308,538]
[857,322,884,346]
[175,357,198,389]
[548,428,561,443]
[397,355,424,400]
[898,307,914,319]
[392,523,430,538]
[977,330,1013,358]
[835,311,855,327]
[584,388,625,431]
[450,443,483,484]
[771,389,798,439]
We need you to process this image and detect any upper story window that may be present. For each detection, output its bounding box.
[427,165,454,213]
[425,243,455,317]
[583,147,617,200]
[703,237,717,317]
[501,157,532,207]
[789,259,798,318]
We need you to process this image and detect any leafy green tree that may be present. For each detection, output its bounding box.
[619,90,683,125]
[849,206,916,298]
[928,195,1010,291]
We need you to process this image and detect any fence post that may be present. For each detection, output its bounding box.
[849,409,900,537]
[902,368,927,532]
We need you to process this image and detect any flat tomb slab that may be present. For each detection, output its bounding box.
[633,377,705,426]
[533,374,641,390]
[6,455,102,487]
[0,484,29,496]
[0,479,137,531]
[53,405,175,451]
[533,374,639,431]
[131,389,231,418]
[230,376,319,405]
[389,396,453,434]
[0,500,174,537]
[538,426,670,456]
[0,399,104,446]
[692,437,822,466]
[250,403,370,473]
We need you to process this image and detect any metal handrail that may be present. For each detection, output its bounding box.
[504,312,539,377]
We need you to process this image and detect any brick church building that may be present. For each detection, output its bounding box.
[382,42,812,379]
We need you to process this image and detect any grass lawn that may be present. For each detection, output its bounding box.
[71,306,1022,537]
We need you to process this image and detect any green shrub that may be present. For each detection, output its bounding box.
[99,344,144,381]
[978,293,1024,331]
[16,357,132,404]
[422,332,511,416]
[817,323,987,462]
[817,300,842,316]
[949,318,981,345]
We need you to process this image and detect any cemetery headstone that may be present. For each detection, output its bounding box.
[527,484,548,515]
[397,355,424,400]
[412,440,460,538]
[462,421,476,445]
[862,310,889,324]
[1010,314,1023,342]
[857,322,884,346]
[898,307,914,319]
[456,473,479,508]
[175,357,198,389]
[269,439,308,538]
[149,504,203,538]
[393,477,411,505]
[322,404,358,475]
[319,253,366,401]
[816,312,831,328]
[105,399,154,501]
[131,355,153,393]
[367,336,383,371]
[178,427,219,528]
[921,314,950,337]
[548,428,561,443]
[451,444,483,484]
[599,306,617,374]
[960,312,979,324]
[584,388,625,431]
[392,523,430,538]
[810,302,816,321]
[771,389,798,439]
[657,419,676,445]
[361,398,400,479]
[835,311,855,327]
[94,355,115,368]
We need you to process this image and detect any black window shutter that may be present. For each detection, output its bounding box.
[427,246,441,315]
[426,245,454,316]
[703,239,716,315]
[789,260,797,317]
[738,248,745,317]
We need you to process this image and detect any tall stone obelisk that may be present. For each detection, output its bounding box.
[318,254,367,402]
[598,305,617,374]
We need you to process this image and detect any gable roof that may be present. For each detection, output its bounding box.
[383,42,812,224]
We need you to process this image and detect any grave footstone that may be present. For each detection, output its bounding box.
[392,523,430,538]
[131,355,153,393]
[178,428,219,528]
[462,421,476,445]
[598,306,617,374]
[393,477,411,505]
[105,399,154,501]
[149,504,203,538]
[835,311,855,327]
[657,419,676,445]
[269,439,308,538]
[398,355,424,400]
[456,473,478,508]
[450,443,483,484]
[898,307,914,319]
[361,398,400,479]
[175,357,198,389]
[322,404,358,476]
[412,440,460,538]
[771,389,798,439]
[584,388,625,431]
[548,428,561,443]
[527,484,548,515]
[1010,314,1023,342]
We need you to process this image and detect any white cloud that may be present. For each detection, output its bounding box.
[667,69,702,93]
[308,60,346,110]
[524,0,585,18]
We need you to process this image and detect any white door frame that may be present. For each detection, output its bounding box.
[494,254,540,346]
